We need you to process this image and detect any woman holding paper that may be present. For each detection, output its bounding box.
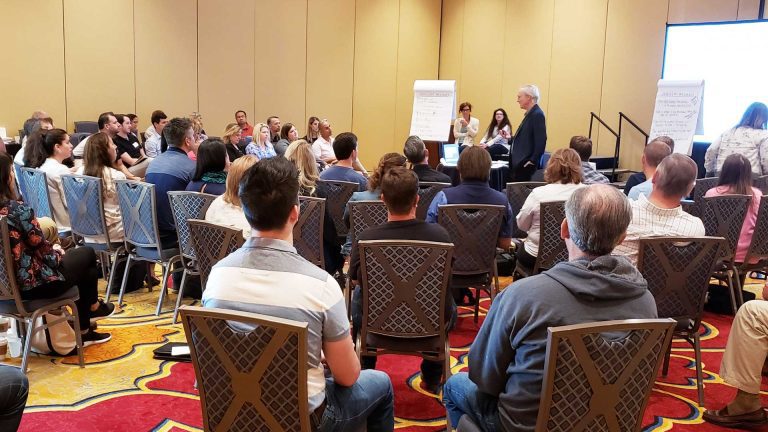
[453,102,480,149]
[705,102,768,176]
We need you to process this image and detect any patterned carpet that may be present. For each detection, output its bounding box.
[9,276,768,431]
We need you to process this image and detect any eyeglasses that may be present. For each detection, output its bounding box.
[460,108,471,112]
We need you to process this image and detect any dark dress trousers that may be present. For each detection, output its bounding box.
[509,104,547,181]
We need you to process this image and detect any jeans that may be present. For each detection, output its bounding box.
[0,365,29,431]
[443,372,500,431]
[317,370,394,432]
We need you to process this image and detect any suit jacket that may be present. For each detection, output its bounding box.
[510,104,547,170]
[412,164,452,184]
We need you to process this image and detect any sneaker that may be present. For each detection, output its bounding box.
[90,300,116,323]
[82,330,111,347]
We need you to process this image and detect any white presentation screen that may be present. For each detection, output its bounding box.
[663,21,768,141]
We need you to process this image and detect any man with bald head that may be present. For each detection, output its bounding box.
[614,153,705,265]
[627,140,673,200]
[443,184,658,431]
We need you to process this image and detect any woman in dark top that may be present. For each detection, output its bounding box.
[303,116,320,144]
[0,153,113,345]
[186,138,228,195]
[275,122,299,157]
[222,123,244,162]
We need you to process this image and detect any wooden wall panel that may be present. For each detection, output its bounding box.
[668,0,739,23]
[737,0,761,20]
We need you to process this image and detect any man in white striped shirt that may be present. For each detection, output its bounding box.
[614,153,705,265]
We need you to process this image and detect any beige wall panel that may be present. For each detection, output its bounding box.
[438,0,465,88]
[394,0,442,150]
[352,1,400,169]
[501,0,555,129]
[547,0,608,151]
[134,0,197,128]
[600,0,667,170]
[253,0,307,129]
[668,0,739,23]
[0,0,67,135]
[64,0,135,130]
[737,0,761,20]
[198,0,255,137]
[457,0,506,128]
[305,0,355,134]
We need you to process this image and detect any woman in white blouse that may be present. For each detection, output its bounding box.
[205,155,259,239]
[24,128,74,229]
[479,108,512,159]
[453,102,480,149]
[705,102,768,176]
[516,148,586,270]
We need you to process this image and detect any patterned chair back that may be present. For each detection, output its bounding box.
[115,180,161,250]
[754,175,768,195]
[506,182,545,237]
[61,175,110,243]
[437,204,504,275]
[691,176,718,217]
[317,179,357,239]
[19,167,53,220]
[348,201,388,248]
[637,236,726,329]
[536,319,676,432]
[188,219,244,290]
[416,182,451,221]
[700,195,750,260]
[743,196,768,264]
[359,240,453,342]
[293,196,325,268]
[535,201,568,274]
[180,306,310,432]
[168,191,217,262]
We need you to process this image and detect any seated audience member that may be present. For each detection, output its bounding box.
[114,114,149,176]
[275,122,299,157]
[126,113,140,141]
[72,112,120,161]
[143,110,169,158]
[319,132,368,191]
[427,146,513,248]
[245,123,276,160]
[342,153,407,254]
[443,184,658,431]
[516,148,586,270]
[222,123,244,162]
[0,364,28,431]
[235,110,253,139]
[705,102,768,177]
[627,140,673,200]
[614,153,705,265]
[186,138,229,195]
[705,154,762,263]
[186,113,207,160]
[312,119,336,164]
[205,155,258,239]
[15,117,54,166]
[624,135,674,194]
[202,157,394,430]
[403,135,452,183]
[569,135,609,184]
[703,299,768,428]
[479,108,512,159]
[24,129,73,229]
[348,166,454,394]
[267,115,281,143]
[0,153,114,345]
[304,116,320,144]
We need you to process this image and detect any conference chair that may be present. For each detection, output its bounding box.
[61,174,127,300]
[736,196,768,283]
[69,132,91,148]
[73,121,98,134]
[457,319,676,432]
[317,179,358,244]
[637,236,726,407]
[416,182,451,221]
[754,176,768,195]
[0,217,84,373]
[293,196,326,269]
[347,201,389,250]
[19,167,54,221]
[168,191,217,323]
[514,201,568,277]
[690,176,719,217]
[114,180,181,314]
[357,240,454,388]
[180,306,311,432]
[701,195,751,313]
[505,182,545,238]
[187,220,244,291]
[438,204,505,323]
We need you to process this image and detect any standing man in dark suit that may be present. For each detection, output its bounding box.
[509,84,547,181]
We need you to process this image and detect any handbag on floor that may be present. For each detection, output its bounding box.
[30,310,77,356]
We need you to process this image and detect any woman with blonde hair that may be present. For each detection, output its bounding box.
[245,122,276,159]
[303,116,320,144]
[516,147,586,270]
[222,123,244,162]
[285,139,319,196]
[204,155,259,239]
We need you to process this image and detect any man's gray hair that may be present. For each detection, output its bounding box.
[403,135,426,164]
[565,184,632,256]
[519,84,540,103]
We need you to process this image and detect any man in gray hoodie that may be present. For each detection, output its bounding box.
[443,184,658,432]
